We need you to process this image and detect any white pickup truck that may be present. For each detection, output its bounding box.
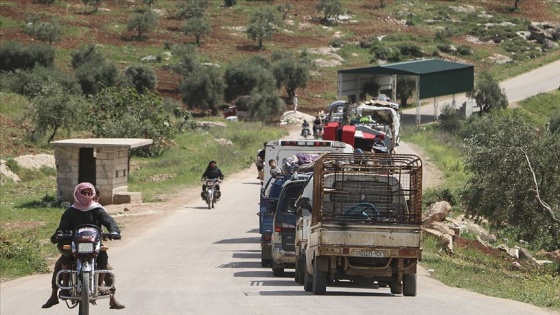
[295,152,423,296]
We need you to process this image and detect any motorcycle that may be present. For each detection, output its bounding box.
[301,127,311,139]
[202,178,222,209]
[55,224,121,315]
[312,124,322,139]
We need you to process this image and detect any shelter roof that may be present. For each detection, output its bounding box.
[51,138,153,149]
[338,59,473,75]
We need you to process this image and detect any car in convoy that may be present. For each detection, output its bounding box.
[269,173,311,276]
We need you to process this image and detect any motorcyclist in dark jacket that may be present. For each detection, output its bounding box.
[301,120,310,136]
[201,161,224,199]
[313,115,323,137]
[44,182,124,309]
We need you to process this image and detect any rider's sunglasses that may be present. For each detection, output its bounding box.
[80,190,94,196]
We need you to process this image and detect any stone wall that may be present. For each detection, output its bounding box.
[54,146,131,205]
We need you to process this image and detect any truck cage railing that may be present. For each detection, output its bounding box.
[312,153,422,225]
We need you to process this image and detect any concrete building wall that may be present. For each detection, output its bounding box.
[54,146,132,205]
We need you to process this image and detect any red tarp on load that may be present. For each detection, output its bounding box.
[342,125,355,147]
[323,122,339,141]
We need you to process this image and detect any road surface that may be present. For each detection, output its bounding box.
[1,164,557,315]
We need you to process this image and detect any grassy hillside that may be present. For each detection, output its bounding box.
[1,0,559,112]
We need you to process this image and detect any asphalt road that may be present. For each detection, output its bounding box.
[2,164,557,315]
[400,59,560,126]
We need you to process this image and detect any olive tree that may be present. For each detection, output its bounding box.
[466,71,508,114]
[316,0,342,24]
[182,16,211,46]
[271,49,312,99]
[30,83,88,143]
[247,91,285,123]
[24,18,64,44]
[120,64,157,94]
[0,41,54,71]
[462,112,560,250]
[89,87,176,156]
[246,7,281,50]
[176,0,208,19]
[179,65,225,115]
[224,56,273,102]
[127,10,159,40]
[71,45,119,95]
[396,76,416,108]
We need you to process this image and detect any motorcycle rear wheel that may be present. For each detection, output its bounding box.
[79,271,90,315]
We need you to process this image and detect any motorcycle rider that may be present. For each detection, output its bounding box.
[45,182,124,310]
[201,160,224,200]
[301,119,310,137]
[312,115,322,137]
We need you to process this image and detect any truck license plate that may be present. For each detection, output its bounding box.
[353,250,385,257]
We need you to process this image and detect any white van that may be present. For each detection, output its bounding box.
[262,139,354,185]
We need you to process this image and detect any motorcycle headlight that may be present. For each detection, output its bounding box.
[77,243,94,254]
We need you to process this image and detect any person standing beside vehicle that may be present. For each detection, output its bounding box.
[201,160,224,199]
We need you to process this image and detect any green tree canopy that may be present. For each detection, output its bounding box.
[247,91,285,123]
[3,66,81,98]
[271,50,312,99]
[176,0,208,19]
[127,10,159,40]
[179,65,225,115]
[467,71,508,114]
[121,64,157,94]
[316,0,343,23]
[0,41,54,71]
[224,56,273,102]
[182,16,211,46]
[25,18,64,44]
[396,75,416,107]
[71,44,104,70]
[89,87,176,156]
[170,44,200,76]
[246,7,281,49]
[71,45,118,95]
[462,112,560,250]
[30,82,88,143]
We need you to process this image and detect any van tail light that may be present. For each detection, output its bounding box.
[275,222,295,232]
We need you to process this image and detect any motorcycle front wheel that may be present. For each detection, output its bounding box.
[207,190,213,209]
[79,271,90,315]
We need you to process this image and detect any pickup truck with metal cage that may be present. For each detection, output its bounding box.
[295,152,423,296]
[258,139,353,267]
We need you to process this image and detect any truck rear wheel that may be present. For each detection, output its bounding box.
[303,260,313,292]
[312,258,327,295]
[403,274,417,296]
[295,255,305,285]
[390,279,402,295]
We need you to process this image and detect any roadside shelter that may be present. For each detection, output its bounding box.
[337,59,474,124]
[50,138,153,205]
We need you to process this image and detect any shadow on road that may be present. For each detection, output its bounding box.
[213,237,260,244]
